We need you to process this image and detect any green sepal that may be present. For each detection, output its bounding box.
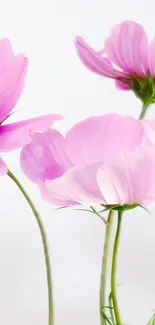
[142,72,154,96]
[132,73,155,104]
[53,206,69,212]
[131,77,141,95]
[102,203,139,213]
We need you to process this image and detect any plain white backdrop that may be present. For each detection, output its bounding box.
[0,0,155,324]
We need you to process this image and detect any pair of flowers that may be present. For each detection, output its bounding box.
[2,21,155,215]
[2,18,155,325]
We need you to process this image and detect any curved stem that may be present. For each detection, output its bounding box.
[111,211,123,325]
[7,169,54,325]
[100,209,115,325]
[139,102,150,119]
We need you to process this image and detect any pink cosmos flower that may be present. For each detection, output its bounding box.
[75,21,155,103]
[0,38,63,175]
[20,114,155,207]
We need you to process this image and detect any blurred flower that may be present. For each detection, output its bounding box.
[20,113,155,207]
[0,38,63,175]
[75,21,155,104]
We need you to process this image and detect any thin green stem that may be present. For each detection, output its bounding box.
[100,101,150,325]
[139,102,150,119]
[7,169,54,325]
[111,211,123,325]
[100,209,115,325]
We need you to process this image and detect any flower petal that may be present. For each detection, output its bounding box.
[105,21,149,77]
[97,148,154,205]
[115,79,131,90]
[0,38,13,68]
[20,129,72,183]
[0,158,8,175]
[0,51,28,123]
[148,37,155,77]
[65,114,143,165]
[45,163,104,206]
[39,181,76,206]
[75,36,125,78]
[141,119,155,146]
[0,114,63,151]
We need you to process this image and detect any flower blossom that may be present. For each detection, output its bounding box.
[20,114,155,208]
[0,38,62,175]
[75,21,155,104]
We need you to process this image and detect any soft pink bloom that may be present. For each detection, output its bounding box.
[21,114,155,207]
[0,38,63,175]
[45,148,155,207]
[75,21,155,94]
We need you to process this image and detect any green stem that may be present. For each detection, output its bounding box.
[139,102,150,119]
[100,209,115,325]
[7,169,54,325]
[111,211,123,325]
[99,101,150,325]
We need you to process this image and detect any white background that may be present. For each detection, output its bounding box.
[0,0,155,324]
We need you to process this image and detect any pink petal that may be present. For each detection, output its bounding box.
[142,149,155,205]
[45,163,104,206]
[105,21,149,77]
[148,37,155,77]
[20,129,72,183]
[0,52,28,123]
[65,114,144,165]
[0,114,63,151]
[0,38,13,68]
[38,181,77,206]
[141,119,155,146]
[40,179,77,206]
[97,148,154,206]
[0,158,8,175]
[115,79,131,90]
[75,36,125,78]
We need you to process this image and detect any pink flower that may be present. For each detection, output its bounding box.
[0,38,63,175]
[20,114,155,207]
[75,21,155,103]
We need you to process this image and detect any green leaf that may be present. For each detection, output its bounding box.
[108,292,116,324]
[147,314,155,325]
[100,309,113,325]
